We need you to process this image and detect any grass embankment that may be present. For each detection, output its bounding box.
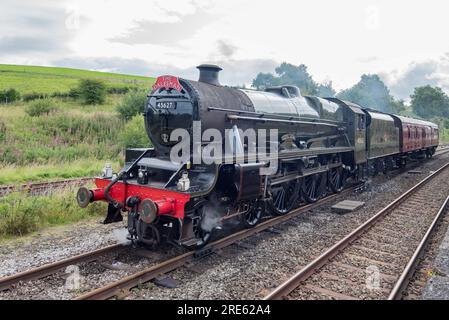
[0,187,107,238]
[0,65,153,238]
[0,105,148,184]
[1,108,122,164]
[0,103,126,184]
[0,160,117,185]
[0,106,129,237]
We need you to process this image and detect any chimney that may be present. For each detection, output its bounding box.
[197,64,222,86]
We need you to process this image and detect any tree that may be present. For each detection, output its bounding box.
[337,74,393,112]
[78,79,107,105]
[410,85,449,119]
[0,88,21,104]
[275,63,318,95]
[252,62,319,95]
[390,98,406,114]
[116,89,148,121]
[252,73,278,89]
[316,81,336,97]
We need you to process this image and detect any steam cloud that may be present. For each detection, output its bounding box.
[111,228,131,245]
[200,201,224,233]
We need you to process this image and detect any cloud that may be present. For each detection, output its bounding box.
[216,40,238,59]
[109,8,215,46]
[381,56,449,100]
[4,0,449,96]
[0,36,68,54]
[215,59,278,86]
[355,56,378,63]
[0,0,75,57]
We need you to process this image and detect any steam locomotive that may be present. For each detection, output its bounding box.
[76,64,439,248]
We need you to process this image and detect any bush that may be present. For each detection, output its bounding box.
[23,92,48,102]
[0,119,6,142]
[118,115,151,148]
[0,190,105,238]
[116,89,148,121]
[444,118,449,129]
[25,98,58,117]
[50,91,71,99]
[0,88,21,104]
[68,87,81,99]
[0,194,41,236]
[107,86,132,95]
[78,79,107,105]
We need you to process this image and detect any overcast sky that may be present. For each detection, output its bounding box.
[1,0,449,100]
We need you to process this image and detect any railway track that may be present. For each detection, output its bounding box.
[0,183,361,299]
[434,147,449,156]
[0,243,125,292]
[0,177,93,197]
[1,153,447,299]
[264,162,449,300]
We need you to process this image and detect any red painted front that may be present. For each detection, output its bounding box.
[95,178,191,219]
[152,75,182,92]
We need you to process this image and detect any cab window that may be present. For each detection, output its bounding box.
[358,115,365,130]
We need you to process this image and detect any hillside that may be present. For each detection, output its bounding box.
[0,64,155,95]
[0,64,155,185]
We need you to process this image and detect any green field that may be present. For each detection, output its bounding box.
[0,64,154,95]
[0,64,154,185]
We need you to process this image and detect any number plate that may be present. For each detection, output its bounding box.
[156,101,176,109]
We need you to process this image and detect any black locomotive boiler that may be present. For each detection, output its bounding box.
[77,64,439,248]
